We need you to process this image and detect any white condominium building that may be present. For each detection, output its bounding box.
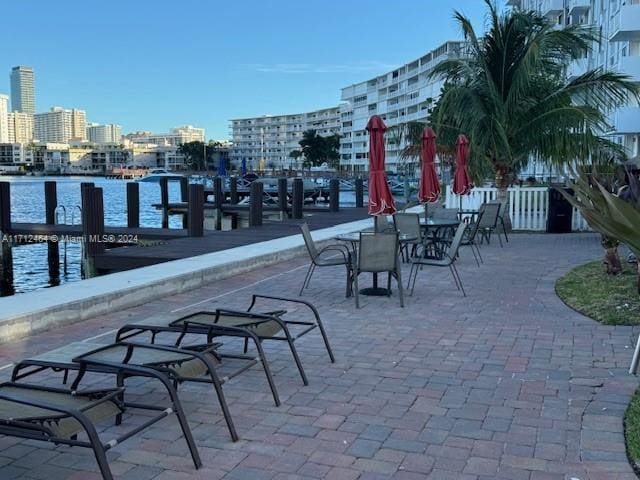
[10,66,36,115]
[34,107,87,143]
[0,94,8,143]
[339,41,465,172]
[7,112,34,144]
[126,125,205,146]
[87,123,122,143]
[230,106,341,169]
[508,0,640,158]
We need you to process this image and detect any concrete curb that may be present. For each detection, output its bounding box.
[0,216,376,344]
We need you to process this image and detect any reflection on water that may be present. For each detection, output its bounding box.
[1,176,183,296]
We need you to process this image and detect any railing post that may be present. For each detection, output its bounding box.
[355,176,364,208]
[188,184,204,237]
[249,181,263,227]
[214,176,223,230]
[126,182,140,229]
[179,177,189,229]
[329,178,340,212]
[80,182,94,229]
[292,178,303,219]
[277,177,288,217]
[44,181,57,225]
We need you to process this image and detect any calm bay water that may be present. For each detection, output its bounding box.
[1,176,184,296]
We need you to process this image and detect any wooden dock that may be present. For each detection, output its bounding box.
[93,208,369,271]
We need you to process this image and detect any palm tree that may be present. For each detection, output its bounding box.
[429,0,639,226]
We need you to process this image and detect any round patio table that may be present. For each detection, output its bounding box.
[335,231,417,296]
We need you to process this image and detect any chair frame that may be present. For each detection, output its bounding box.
[393,212,423,262]
[300,223,353,297]
[408,222,468,297]
[478,202,509,246]
[352,232,404,308]
[460,210,485,267]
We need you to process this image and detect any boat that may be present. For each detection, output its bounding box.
[135,168,184,182]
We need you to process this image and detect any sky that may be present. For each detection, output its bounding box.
[0,0,505,140]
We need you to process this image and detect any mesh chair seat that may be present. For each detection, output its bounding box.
[0,386,121,439]
[172,312,283,338]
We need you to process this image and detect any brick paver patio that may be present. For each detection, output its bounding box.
[0,232,638,480]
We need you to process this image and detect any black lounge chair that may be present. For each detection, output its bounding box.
[115,294,335,387]
[0,380,200,480]
[12,340,245,442]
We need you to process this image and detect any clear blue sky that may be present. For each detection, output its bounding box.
[1,0,505,140]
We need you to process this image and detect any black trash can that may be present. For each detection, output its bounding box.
[547,187,573,233]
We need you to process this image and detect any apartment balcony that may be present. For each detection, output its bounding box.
[540,0,564,16]
[617,55,640,81]
[568,0,590,15]
[612,105,640,133]
[610,4,640,42]
[567,57,588,79]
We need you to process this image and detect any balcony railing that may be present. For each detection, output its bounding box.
[610,3,640,42]
[612,105,640,134]
[568,0,590,14]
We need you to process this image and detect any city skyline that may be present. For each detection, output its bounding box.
[0,0,494,139]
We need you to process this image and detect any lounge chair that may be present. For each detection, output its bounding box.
[352,232,404,308]
[12,340,248,442]
[408,222,468,296]
[115,294,334,387]
[0,379,200,480]
[300,223,353,297]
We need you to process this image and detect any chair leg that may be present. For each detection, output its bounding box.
[200,356,240,441]
[387,272,392,296]
[250,336,281,406]
[299,263,313,296]
[500,217,509,243]
[396,269,404,308]
[469,244,480,268]
[449,265,461,290]
[345,264,352,298]
[83,420,114,480]
[496,228,503,247]
[354,272,360,308]
[410,263,420,295]
[452,263,466,297]
[281,329,309,386]
[474,243,483,263]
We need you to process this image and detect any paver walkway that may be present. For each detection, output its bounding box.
[0,232,638,480]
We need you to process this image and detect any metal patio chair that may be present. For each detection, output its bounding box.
[478,202,509,246]
[300,223,353,297]
[352,232,404,308]
[393,212,423,262]
[408,221,468,297]
[460,210,484,267]
[0,378,201,480]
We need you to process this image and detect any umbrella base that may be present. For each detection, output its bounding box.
[359,287,391,296]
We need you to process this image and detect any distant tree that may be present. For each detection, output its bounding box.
[298,130,341,168]
[178,141,206,170]
[324,133,341,169]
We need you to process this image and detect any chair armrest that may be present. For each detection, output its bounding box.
[248,295,322,325]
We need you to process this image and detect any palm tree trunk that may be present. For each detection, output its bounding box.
[494,167,513,231]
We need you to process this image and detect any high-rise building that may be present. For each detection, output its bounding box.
[34,107,87,143]
[87,123,122,143]
[230,107,341,169]
[125,125,205,146]
[7,112,34,143]
[10,66,35,115]
[508,0,640,159]
[0,94,9,143]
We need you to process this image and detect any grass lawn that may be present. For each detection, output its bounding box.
[626,389,640,470]
[555,260,640,326]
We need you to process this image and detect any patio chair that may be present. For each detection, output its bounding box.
[116,294,335,387]
[477,202,508,246]
[300,223,353,297]
[393,213,423,261]
[460,210,484,267]
[407,221,468,296]
[12,340,249,442]
[0,380,201,480]
[353,232,404,308]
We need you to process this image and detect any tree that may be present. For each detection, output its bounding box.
[177,141,206,170]
[297,130,341,168]
[429,0,639,226]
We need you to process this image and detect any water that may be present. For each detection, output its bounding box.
[1,176,184,296]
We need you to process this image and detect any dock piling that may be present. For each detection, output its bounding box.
[249,181,263,227]
[329,179,340,212]
[0,182,11,234]
[214,176,223,231]
[277,178,288,219]
[44,181,57,225]
[188,184,204,237]
[355,177,364,208]
[126,182,140,229]
[160,177,169,229]
[292,178,303,220]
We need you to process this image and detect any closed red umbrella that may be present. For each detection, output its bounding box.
[418,127,440,203]
[366,115,396,216]
[453,134,473,212]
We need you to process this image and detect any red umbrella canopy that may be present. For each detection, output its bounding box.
[452,134,473,195]
[366,115,396,215]
[418,127,440,203]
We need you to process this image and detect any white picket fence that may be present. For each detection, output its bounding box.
[444,185,590,231]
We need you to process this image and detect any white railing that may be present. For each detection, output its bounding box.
[444,185,591,231]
